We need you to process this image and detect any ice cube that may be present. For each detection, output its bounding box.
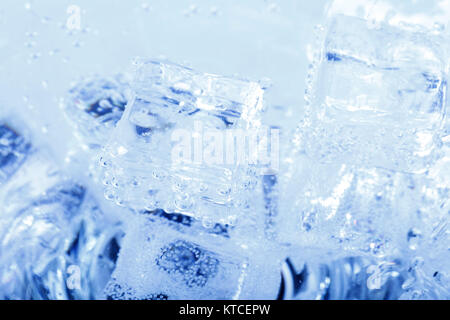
[0,123,31,184]
[0,120,122,299]
[60,74,131,187]
[105,213,281,300]
[302,14,448,173]
[102,59,265,223]
[280,254,404,300]
[279,156,447,258]
[0,176,122,299]
[63,197,124,300]
[262,172,279,240]
[61,74,131,149]
[398,157,450,300]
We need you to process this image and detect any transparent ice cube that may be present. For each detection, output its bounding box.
[399,158,450,300]
[0,180,84,299]
[60,74,131,187]
[105,214,281,300]
[0,175,122,299]
[279,156,447,258]
[0,183,122,299]
[0,123,31,184]
[102,59,265,223]
[302,14,448,173]
[61,74,131,149]
[280,254,404,300]
[0,121,122,299]
[262,172,279,240]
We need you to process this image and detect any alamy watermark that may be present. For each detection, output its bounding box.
[171,121,279,173]
[66,264,81,290]
[66,5,81,31]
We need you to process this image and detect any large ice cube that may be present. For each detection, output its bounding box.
[302,14,448,173]
[102,59,265,223]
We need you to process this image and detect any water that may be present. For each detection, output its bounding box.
[101,59,266,224]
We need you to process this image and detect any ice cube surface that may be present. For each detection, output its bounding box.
[102,59,266,223]
[0,123,31,184]
[106,214,281,300]
[280,255,404,300]
[0,120,122,299]
[279,154,449,257]
[302,15,448,173]
[62,74,130,148]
